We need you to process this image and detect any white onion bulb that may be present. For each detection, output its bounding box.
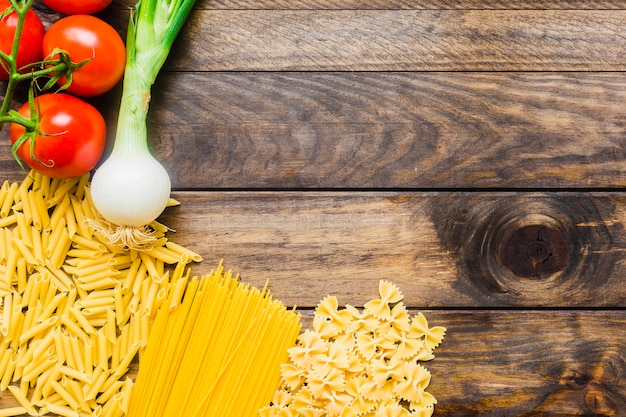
[90,152,171,227]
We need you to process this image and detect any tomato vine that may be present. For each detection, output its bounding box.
[0,0,108,176]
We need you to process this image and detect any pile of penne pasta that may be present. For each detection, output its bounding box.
[0,170,202,417]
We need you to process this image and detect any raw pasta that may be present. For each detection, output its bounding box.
[260,280,446,417]
[0,171,202,416]
[126,263,302,417]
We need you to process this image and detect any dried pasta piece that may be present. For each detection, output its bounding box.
[370,356,404,388]
[295,407,325,417]
[392,362,431,404]
[288,330,328,371]
[311,341,350,378]
[281,363,306,391]
[344,376,377,415]
[312,313,340,339]
[355,332,378,361]
[344,304,379,334]
[375,404,412,417]
[364,280,404,320]
[410,312,447,352]
[315,295,353,332]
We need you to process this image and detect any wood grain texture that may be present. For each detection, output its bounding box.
[144,72,625,189]
[157,191,626,308]
[160,10,626,71]
[6,72,626,189]
[426,310,626,416]
[115,0,626,10]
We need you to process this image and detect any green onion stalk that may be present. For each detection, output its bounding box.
[89,0,197,249]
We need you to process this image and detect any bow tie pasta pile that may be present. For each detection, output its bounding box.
[260,280,446,417]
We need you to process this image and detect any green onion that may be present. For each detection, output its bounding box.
[89,0,197,249]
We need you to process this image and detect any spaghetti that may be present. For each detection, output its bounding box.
[127,264,302,417]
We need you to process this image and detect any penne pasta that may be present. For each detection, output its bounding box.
[49,227,71,269]
[12,236,38,266]
[50,379,82,412]
[44,401,81,417]
[64,377,93,413]
[83,365,107,402]
[71,234,107,253]
[7,384,38,415]
[0,352,17,390]
[0,181,19,218]
[69,195,91,239]
[27,190,42,230]
[0,406,28,417]
[20,354,56,384]
[0,213,17,229]
[19,316,57,345]
[1,293,12,336]
[165,240,203,263]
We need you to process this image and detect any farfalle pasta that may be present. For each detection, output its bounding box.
[260,280,446,417]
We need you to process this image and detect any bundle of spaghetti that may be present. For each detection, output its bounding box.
[0,170,202,416]
[126,263,302,417]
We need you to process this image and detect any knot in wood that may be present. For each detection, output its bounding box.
[499,224,568,279]
[584,390,617,416]
[432,194,617,306]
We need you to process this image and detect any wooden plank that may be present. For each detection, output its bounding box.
[114,0,626,10]
[426,310,626,416]
[90,72,626,189]
[0,310,621,416]
[159,10,626,71]
[158,191,626,308]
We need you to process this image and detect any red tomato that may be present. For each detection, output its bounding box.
[0,0,45,80]
[42,15,125,97]
[9,93,107,179]
[42,0,113,15]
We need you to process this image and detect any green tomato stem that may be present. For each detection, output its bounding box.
[0,0,34,128]
[0,2,81,133]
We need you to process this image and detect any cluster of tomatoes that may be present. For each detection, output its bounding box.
[0,0,126,178]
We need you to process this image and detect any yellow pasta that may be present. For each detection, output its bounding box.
[43,261,75,292]
[0,214,17,230]
[165,240,203,263]
[0,171,208,415]
[20,354,56,384]
[43,401,80,417]
[64,377,92,412]
[143,245,181,265]
[48,195,70,234]
[17,182,32,226]
[49,227,71,269]
[27,190,42,231]
[126,264,301,417]
[0,182,9,216]
[7,384,38,415]
[2,248,18,290]
[0,406,27,417]
[0,182,19,218]
[1,294,11,337]
[50,379,81,411]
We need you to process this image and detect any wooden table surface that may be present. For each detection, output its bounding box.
[2,0,626,416]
